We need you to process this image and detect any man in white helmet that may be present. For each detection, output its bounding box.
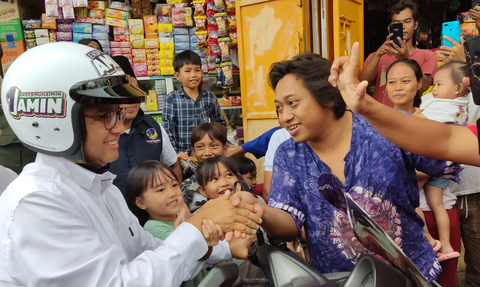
[0,43,262,286]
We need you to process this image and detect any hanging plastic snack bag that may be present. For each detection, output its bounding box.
[63,6,75,19]
[216,63,224,86]
[193,0,206,17]
[195,17,207,32]
[207,55,216,72]
[218,37,230,61]
[59,0,73,7]
[208,37,221,56]
[49,30,57,42]
[196,31,208,48]
[227,14,236,31]
[206,0,215,12]
[222,62,234,86]
[229,32,237,48]
[215,12,228,37]
[208,23,218,39]
[207,10,216,25]
[225,0,235,13]
[214,0,225,12]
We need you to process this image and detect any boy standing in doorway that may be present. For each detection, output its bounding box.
[359,0,438,107]
[162,51,226,156]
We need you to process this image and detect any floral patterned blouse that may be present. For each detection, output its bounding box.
[268,112,462,282]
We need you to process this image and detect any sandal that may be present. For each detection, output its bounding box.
[437,252,460,262]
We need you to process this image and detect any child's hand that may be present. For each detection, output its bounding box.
[201,219,224,247]
[229,235,257,260]
[177,152,190,161]
[174,196,192,228]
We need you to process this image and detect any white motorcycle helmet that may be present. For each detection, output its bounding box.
[0,42,145,163]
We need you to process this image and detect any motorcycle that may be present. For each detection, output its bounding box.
[198,175,441,287]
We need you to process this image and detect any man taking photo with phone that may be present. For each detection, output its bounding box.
[359,0,438,107]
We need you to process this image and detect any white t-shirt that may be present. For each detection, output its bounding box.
[420,94,469,124]
[0,165,17,195]
[125,125,177,166]
[422,92,480,124]
[264,128,291,172]
[450,164,480,197]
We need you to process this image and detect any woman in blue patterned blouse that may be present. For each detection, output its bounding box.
[256,52,462,282]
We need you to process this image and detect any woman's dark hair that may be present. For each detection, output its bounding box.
[232,156,256,175]
[125,160,178,226]
[78,38,104,52]
[269,53,346,118]
[437,61,468,95]
[173,50,202,72]
[390,0,419,22]
[386,59,423,108]
[191,122,227,148]
[196,155,240,189]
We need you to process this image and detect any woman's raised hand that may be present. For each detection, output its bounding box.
[329,42,371,114]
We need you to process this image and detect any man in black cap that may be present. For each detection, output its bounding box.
[110,56,182,194]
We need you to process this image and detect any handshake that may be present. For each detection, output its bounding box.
[175,190,264,259]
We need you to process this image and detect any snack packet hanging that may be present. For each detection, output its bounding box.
[216,63,224,85]
[207,10,216,25]
[196,31,208,48]
[46,4,60,18]
[221,62,234,86]
[215,12,227,37]
[229,32,237,48]
[206,0,215,12]
[214,0,225,12]
[208,37,221,56]
[227,14,236,31]
[225,0,235,12]
[207,55,217,72]
[195,17,207,32]
[218,37,231,62]
[207,23,218,39]
[193,0,206,17]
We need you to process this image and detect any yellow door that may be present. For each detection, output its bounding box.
[236,0,308,128]
[330,0,364,66]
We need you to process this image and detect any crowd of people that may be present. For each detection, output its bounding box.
[1,0,480,286]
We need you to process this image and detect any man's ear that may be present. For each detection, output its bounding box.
[199,186,208,198]
[414,21,419,31]
[135,196,147,210]
[174,71,181,80]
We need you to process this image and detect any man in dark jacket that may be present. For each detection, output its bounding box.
[109,56,182,194]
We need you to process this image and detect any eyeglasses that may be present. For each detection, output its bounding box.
[317,174,433,287]
[84,108,126,130]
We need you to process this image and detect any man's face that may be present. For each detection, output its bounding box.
[391,8,418,42]
[119,103,141,121]
[83,104,125,167]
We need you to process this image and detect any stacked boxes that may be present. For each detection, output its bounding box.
[73,22,92,42]
[132,48,148,77]
[105,7,129,28]
[57,20,74,42]
[23,20,43,49]
[0,1,26,73]
[92,24,110,53]
[146,49,161,76]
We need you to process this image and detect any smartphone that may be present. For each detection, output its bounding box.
[464,36,480,105]
[389,22,403,47]
[442,21,461,48]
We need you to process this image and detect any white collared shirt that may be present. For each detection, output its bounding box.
[0,153,231,287]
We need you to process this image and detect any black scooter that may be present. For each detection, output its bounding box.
[198,175,441,287]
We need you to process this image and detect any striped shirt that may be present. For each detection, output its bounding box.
[162,88,226,154]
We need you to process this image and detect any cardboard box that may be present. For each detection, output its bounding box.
[161,67,174,75]
[132,49,146,58]
[144,38,159,49]
[106,17,128,28]
[1,40,25,74]
[36,37,50,46]
[73,32,92,42]
[105,8,130,20]
[0,20,23,42]
[128,19,144,35]
[88,1,106,10]
[143,16,158,38]
[130,34,144,49]
[73,22,93,33]
[34,29,49,39]
[159,50,174,59]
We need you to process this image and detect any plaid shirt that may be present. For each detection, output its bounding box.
[162,88,226,154]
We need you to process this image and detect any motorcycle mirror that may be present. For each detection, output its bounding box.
[317,174,435,287]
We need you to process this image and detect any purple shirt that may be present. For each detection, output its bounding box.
[268,112,461,282]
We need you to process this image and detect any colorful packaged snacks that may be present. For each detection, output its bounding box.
[174,34,189,43]
[26,39,37,49]
[105,8,130,20]
[132,49,146,58]
[87,1,106,10]
[189,27,196,34]
[144,16,158,38]
[159,36,174,43]
[73,32,91,42]
[24,30,35,39]
[46,3,60,18]
[156,4,172,17]
[147,53,160,60]
[159,42,174,51]
[215,13,228,37]
[160,50,174,59]
[106,17,128,28]
[208,37,220,56]
[88,9,104,19]
[207,55,216,72]
[207,10,216,25]
[161,67,175,75]
[73,0,88,7]
[49,30,57,42]
[130,34,145,48]
[42,14,57,29]
[98,39,110,49]
[229,32,237,48]
[218,37,231,61]
[193,0,206,17]
[206,0,215,12]
[173,27,189,34]
[133,62,148,77]
[92,24,108,33]
[129,19,144,35]
[23,20,42,30]
[227,14,236,31]
[194,49,207,58]
[148,59,161,66]
[196,31,208,48]
[93,33,109,40]
[221,62,234,86]
[73,22,92,33]
[144,38,160,49]
[148,70,162,76]
[195,17,207,32]
[174,42,190,51]
[158,23,173,33]
[158,16,173,24]
[160,58,173,67]
[208,24,218,39]
[148,65,161,71]
[225,0,235,12]
[214,0,225,12]
[59,0,73,7]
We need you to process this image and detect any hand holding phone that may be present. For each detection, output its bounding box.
[389,22,403,47]
[442,21,460,48]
